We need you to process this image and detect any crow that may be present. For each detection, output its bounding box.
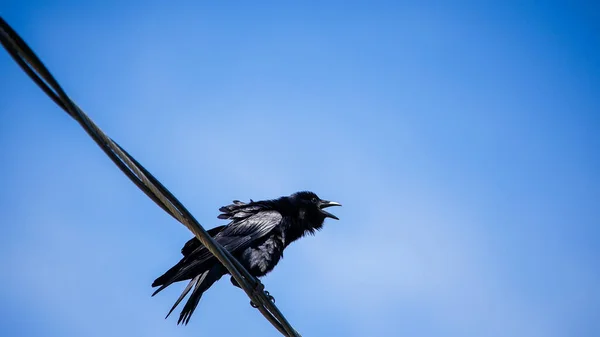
[151,191,341,325]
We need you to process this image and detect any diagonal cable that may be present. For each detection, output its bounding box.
[0,16,300,337]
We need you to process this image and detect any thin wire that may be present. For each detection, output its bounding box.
[0,16,300,337]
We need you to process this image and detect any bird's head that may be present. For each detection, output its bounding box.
[289,191,342,223]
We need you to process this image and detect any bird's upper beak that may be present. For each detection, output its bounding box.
[319,200,342,220]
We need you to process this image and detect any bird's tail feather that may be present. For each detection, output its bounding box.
[151,260,186,296]
[152,257,208,297]
[153,229,226,296]
[177,264,224,325]
[164,274,201,320]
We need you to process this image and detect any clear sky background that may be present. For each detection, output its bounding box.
[1,1,599,337]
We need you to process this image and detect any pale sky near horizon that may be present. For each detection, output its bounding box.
[1,2,599,337]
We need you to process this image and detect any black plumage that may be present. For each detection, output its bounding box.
[152,191,341,325]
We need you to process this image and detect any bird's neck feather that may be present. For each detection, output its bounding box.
[275,198,324,245]
[282,215,324,246]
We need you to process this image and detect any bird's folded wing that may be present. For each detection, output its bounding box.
[181,210,283,266]
[181,225,227,256]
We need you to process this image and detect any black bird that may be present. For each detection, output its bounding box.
[151,191,341,325]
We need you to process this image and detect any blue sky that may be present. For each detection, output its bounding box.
[1,1,598,336]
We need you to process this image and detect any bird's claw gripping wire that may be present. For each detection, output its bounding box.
[250,283,276,308]
[251,291,276,308]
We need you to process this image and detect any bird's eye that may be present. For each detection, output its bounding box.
[311,197,318,203]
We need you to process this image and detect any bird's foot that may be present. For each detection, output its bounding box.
[265,291,276,304]
[249,283,276,308]
[250,291,276,308]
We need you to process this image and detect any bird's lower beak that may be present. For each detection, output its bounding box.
[319,200,342,220]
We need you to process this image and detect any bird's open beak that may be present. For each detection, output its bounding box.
[319,200,342,220]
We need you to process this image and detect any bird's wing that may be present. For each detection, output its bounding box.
[181,225,227,257]
[217,199,275,221]
[217,210,283,252]
[179,193,276,257]
[181,210,283,267]
[151,206,282,295]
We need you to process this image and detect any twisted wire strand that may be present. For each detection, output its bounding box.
[0,16,301,337]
